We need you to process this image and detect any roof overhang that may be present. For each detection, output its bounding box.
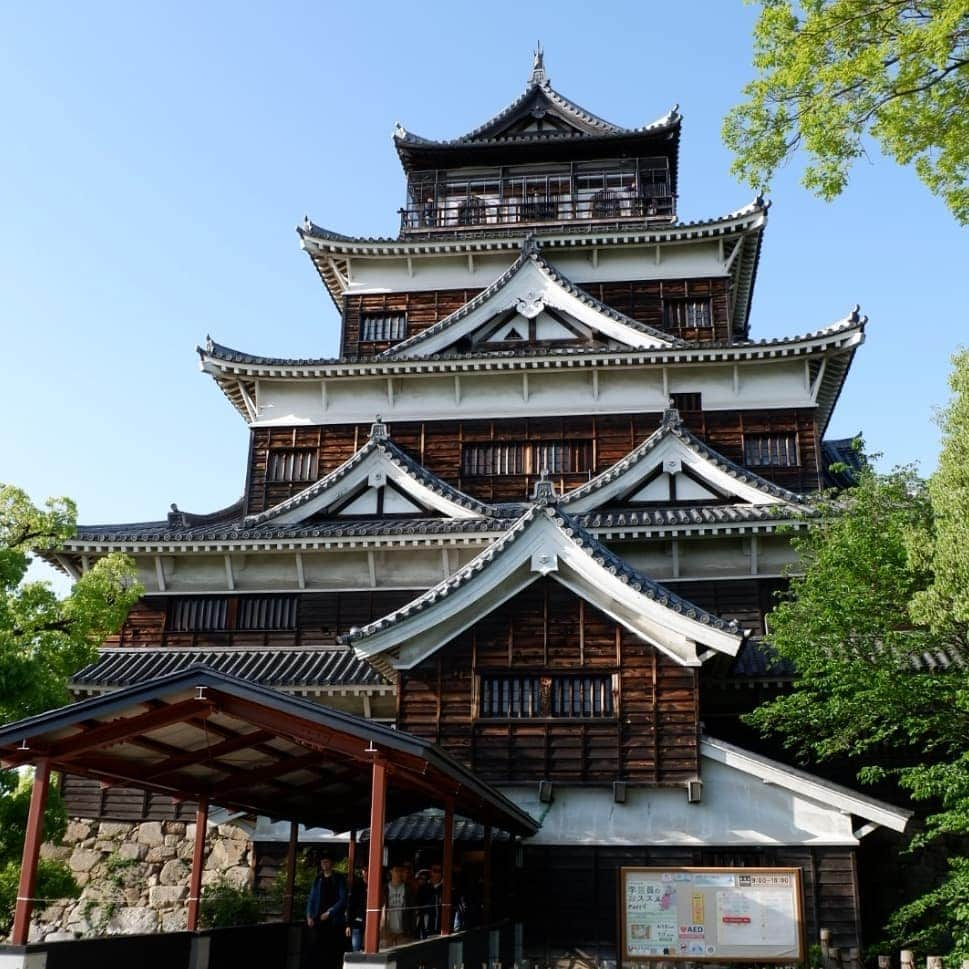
[0,667,538,837]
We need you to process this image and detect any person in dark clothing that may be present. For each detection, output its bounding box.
[345,867,367,952]
[306,852,347,969]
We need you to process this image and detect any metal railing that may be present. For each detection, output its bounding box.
[400,193,675,233]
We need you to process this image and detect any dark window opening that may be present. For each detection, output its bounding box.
[237,596,297,631]
[670,392,702,413]
[479,674,615,719]
[461,441,593,476]
[267,449,318,483]
[744,433,799,467]
[166,596,298,632]
[665,298,713,329]
[168,598,228,632]
[361,314,408,342]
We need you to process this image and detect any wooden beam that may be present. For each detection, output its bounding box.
[363,759,387,954]
[143,729,275,780]
[11,758,51,945]
[282,820,299,923]
[295,552,306,590]
[186,795,208,932]
[224,555,235,591]
[154,556,167,592]
[206,749,323,797]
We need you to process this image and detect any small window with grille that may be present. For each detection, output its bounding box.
[267,449,318,483]
[670,392,702,413]
[461,441,592,476]
[168,598,228,632]
[744,433,799,467]
[479,674,615,719]
[237,596,297,630]
[360,314,408,342]
[665,298,713,329]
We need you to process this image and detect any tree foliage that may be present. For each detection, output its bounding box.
[748,352,969,959]
[0,484,141,929]
[724,0,969,224]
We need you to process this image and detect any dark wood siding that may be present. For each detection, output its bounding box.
[246,410,822,514]
[397,579,700,785]
[518,845,862,956]
[340,278,733,357]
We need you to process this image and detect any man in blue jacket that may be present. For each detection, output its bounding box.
[306,851,347,969]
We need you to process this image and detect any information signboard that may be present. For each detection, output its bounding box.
[619,867,804,964]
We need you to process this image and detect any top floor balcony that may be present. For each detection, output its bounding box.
[399,160,674,236]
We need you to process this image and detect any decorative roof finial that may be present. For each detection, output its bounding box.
[370,414,389,440]
[531,467,558,506]
[662,400,683,429]
[529,43,547,86]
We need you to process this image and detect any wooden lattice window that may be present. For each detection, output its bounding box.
[665,298,713,328]
[591,189,621,219]
[168,598,228,632]
[457,196,486,226]
[461,441,592,476]
[479,674,615,719]
[237,596,297,631]
[266,448,318,483]
[360,314,408,342]
[670,392,702,413]
[744,433,799,467]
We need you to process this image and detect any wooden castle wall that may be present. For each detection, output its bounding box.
[245,409,821,514]
[397,578,701,785]
[340,277,732,356]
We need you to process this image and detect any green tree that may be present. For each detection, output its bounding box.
[0,484,142,932]
[724,1,969,224]
[748,351,969,957]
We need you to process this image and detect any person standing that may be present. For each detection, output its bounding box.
[345,866,367,952]
[381,861,415,947]
[306,851,347,969]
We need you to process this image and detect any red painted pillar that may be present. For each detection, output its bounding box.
[441,797,454,936]
[282,819,299,923]
[347,829,356,890]
[186,795,209,932]
[483,824,493,924]
[364,759,387,954]
[11,758,51,945]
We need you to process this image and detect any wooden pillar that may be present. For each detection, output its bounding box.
[282,820,299,923]
[364,759,387,954]
[11,758,51,945]
[482,824,493,924]
[186,796,209,932]
[441,797,454,935]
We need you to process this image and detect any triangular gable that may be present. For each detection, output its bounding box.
[382,240,680,360]
[344,504,745,676]
[245,422,496,527]
[560,409,807,514]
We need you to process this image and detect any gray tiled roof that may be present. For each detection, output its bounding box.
[379,236,683,359]
[359,809,512,844]
[245,426,497,526]
[342,504,744,648]
[71,647,388,691]
[561,407,809,508]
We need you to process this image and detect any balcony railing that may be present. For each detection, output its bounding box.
[400,191,675,233]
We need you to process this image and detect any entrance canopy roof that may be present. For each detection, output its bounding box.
[0,667,538,838]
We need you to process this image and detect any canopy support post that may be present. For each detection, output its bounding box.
[483,824,493,923]
[441,796,455,935]
[347,829,357,889]
[11,757,51,945]
[282,819,299,923]
[187,795,209,932]
[364,758,387,954]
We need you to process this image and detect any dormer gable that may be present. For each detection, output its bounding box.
[560,408,808,514]
[344,496,745,677]
[381,238,680,360]
[245,420,496,527]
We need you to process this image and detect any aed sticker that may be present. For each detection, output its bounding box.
[678,925,705,940]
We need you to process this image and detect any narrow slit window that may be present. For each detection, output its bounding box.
[361,314,408,342]
[168,597,228,632]
[267,449,318,483]
[665,298,713,329]
[479,674,614,719]
[744,433,800,467]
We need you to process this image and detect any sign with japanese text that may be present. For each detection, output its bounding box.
[619,868,804,964]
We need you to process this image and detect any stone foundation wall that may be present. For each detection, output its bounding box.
[31,818,254,942]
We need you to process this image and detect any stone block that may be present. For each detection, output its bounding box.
[160,859,189,886]
[165,822,186,836]
[98,821,132,838]
[136,822,164,846]
[118,841,147,862]
[145,845,177,863]
[149,885,188,907]
[64,821,91,842]
[218,823,250,841]
[161,909,188,932]
[108,906,158,935]
[224,865,253,890]
[206,838,248,870]
[69,848,101,873]
[40,843,71,861]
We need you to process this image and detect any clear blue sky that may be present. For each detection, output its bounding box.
[2,2,966,588]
